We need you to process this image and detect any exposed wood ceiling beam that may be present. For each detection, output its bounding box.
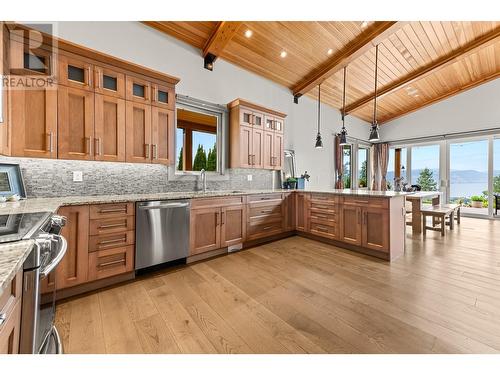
[202,21,242,58]
[346,26,500,115]
[379,70,500,124]
[292,21,405,98]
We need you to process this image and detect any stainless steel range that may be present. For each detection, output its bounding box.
[0,211,67,354]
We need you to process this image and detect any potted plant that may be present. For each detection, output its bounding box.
[286,177,298,190]
[470,195,484,208]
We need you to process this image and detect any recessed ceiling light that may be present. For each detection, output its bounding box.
[244,29,253,38]
[327,48,333,55]
[280,50,287,58]
[361,21,368,29]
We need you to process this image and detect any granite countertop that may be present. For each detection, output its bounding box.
[0,188,409,292]
[0,240,34,293]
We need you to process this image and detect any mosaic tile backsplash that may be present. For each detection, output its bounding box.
[0,157,277,198]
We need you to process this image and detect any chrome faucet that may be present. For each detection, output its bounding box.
[200,169,207,193]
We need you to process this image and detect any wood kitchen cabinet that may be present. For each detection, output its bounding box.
[94,65,125,98]
[295,192,309,232]
[126,75,151,104]
[190,197,246,256]
[94,94,126,162]
[58,86,95,160]
[362,207,389,252]
[190,207,221,255]
[0,271,22,354]
[228,99,286,170]
[58,54,94,91]
[151,106,174,165]
[340,205,362,246]
[151,83,175,110]
[126,101,152,163]
[284,192,296,231]
[54,205,90,290]
[8,83,58,158]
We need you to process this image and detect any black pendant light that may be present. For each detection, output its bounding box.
[339,66,348,146]
[315,84,323,149]
[369,44,381,142]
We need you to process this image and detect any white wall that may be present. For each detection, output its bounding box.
[47,21,369,189]
[380,78,500,142]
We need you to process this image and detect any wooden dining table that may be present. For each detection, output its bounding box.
[406,191,443,234]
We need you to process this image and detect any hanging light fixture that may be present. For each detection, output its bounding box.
[315,84,323,149]
[339,66,348,146]
[369,44,381,142]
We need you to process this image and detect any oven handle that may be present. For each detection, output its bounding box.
[40,235,67,279]
[51,326,63,354]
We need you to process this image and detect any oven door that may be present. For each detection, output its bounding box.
[38,234,67,354]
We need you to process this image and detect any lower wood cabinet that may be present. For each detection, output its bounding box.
[189,207,221,255]
[189,198,246,256]
[362,207,389,252]
[295,193,309,232]
[54,205,90,290]
[0,271,23,354]
[283,192,296,231]
[340,205,362,246]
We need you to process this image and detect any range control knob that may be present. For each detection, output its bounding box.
[51,215,67,228]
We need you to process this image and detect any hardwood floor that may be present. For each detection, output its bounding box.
[55,217,500,353]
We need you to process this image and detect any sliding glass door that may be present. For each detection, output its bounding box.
[411,144,440,191]
[449,139,489,216]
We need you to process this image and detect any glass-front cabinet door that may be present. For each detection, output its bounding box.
[94,66,125,98]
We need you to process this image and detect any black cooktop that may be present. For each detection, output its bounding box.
[0,211,51,243]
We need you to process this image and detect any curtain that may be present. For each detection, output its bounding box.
[379,143,390,191]
[334,135,344,189]
[370,144,378,190]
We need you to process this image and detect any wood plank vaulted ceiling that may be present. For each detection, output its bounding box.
[143,21,500,124]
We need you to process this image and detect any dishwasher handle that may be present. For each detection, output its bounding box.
[139,202,190,210]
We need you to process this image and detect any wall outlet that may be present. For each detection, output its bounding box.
[247,174,253,181]
[73,171,83,182]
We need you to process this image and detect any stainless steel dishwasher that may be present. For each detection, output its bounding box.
[135,200,190,270]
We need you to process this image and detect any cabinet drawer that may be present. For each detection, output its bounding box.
[90,216,135,235]
[90,203,135,219]
[343,196,389,209]
[88,245,134,281]
[191,196,245,209]
[247,221,283,240]
[310,211,337,224]
[89,230,135,252]
[310,193,338,203]
[248,202,283,218]
[310,222,338,239]
[310,201,337,213]
[247,193,283,203]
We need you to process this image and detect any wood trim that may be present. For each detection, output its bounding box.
[346,26,500,115]
[7,22,180,86]
[292,21,404,97]
[202,21,242,58]
[227,98,287,118]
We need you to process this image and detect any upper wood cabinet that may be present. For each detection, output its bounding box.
[59,55,94,91]
[1,26,179,163]
[151,107,174,165]
[8,82,57,158]
[94,65,125,98]
[58,86,95,160]
[126,101,152,163]
[151,83,174,110]
[228,99,286,170]
[94,94,126,162]
[126,75,151,104]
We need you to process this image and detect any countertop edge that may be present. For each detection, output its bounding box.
[0,240,34,294]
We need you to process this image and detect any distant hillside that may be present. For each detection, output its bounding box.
[385,169,499,183]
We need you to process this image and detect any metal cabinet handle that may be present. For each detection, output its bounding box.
[0,313,6,327]
[153,144,158,159]
[46,133,54,152]
[357,210,361,224]
[87,67,92,87]
[99,208,127,213]
[215,212,219,226]
[98,222,125,229]
[248,154,252,165]
[85,136,93,155]
[145,144,151,159]
[95,69,101,89]
[139,203,189,210]
[221,211,225,225]
[263,226,274,230]
[317,226,329,232]
[99,237,127,245]
[98,259,125,268]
